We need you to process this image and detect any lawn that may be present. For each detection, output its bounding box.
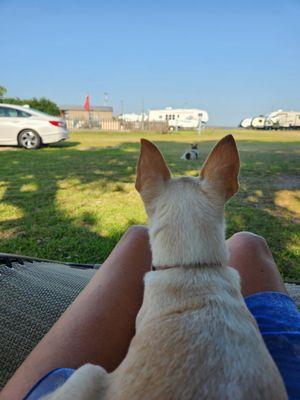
[0,128,299,279]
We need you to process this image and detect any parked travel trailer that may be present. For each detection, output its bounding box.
[149,107,209,131]
[251,116,266,129]
[239,117,252,128]
[266,110,300,129]
[119,113,147,122]
[240,109,300,130]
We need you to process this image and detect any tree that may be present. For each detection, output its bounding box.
[29,97,60,116]
[0,86,7,98]
[0,95,61,116]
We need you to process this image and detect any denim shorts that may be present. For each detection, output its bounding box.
[24,291,300,400]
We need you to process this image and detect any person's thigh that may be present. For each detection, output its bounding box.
[227,232,300,399]
[226,231,287,297]
[1,226,152,400]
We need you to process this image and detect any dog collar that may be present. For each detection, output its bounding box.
[151,263,222,271]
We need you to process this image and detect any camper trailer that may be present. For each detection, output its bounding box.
[241,109,300,130]
[251,116,266,129]
[149,107,209,131]
[266,110,300,129]
[239,117,253,128]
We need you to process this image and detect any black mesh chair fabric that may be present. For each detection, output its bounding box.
[0,259,96,389]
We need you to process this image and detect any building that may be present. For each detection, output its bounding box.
[60,105,118,130]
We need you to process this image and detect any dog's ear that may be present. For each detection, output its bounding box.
[200,135,239,201]
[135,139,171,193]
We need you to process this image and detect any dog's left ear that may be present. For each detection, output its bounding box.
[135,139,171,193]
[200,135,240,201]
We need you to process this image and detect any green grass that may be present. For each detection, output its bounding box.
[0,128,299,279]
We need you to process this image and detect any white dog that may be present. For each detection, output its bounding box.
[46,135,287,400]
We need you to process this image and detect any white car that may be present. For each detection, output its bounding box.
[0,103,69,149]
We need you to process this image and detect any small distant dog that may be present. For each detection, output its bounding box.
[181,143,199,160]
[46,136,287,400]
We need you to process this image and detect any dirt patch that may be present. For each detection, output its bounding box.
[0,146,18,151]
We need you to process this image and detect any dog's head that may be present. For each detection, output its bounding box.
[135,135,240,266]
[136,135,239,213]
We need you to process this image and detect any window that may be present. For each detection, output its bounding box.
[0,107,31,117]
[0,107,7,117]
[18,110,31,118]
[172,115,175,119]
[6,108,19,117]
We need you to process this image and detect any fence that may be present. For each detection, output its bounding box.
[65,118,168,132]
[120,120,168,132]
[65,119,121,131]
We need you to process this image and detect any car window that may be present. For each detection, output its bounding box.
[0,107,7,117]
[0,107,31,117]
[5,108,19,117]
[18,110,31,117]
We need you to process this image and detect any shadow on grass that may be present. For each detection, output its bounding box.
[47,141,80,148]
[0,138,299,279]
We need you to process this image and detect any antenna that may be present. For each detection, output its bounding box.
[104,92,109,106]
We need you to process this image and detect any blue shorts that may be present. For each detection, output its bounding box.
[24,291,300,400]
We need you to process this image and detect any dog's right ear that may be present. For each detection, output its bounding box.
[135,139,171,193]
[200,135,240,202]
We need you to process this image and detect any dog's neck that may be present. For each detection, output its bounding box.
[148,214,229,269]
[152,262,222,271]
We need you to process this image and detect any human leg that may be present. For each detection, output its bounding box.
[227,232,300,400]
[226,231,287,297]
[1,226,151,400]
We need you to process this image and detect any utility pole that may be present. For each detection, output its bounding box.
[141,99,145,131]
[104,92,108,106]
[198,117,202,135]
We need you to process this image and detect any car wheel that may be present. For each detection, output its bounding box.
[18,129,42,149]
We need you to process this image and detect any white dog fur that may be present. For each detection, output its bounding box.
[45,135,287,400]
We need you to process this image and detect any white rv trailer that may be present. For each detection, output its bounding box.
[243,109,300,130]
[251,116,266,129]
[266,110,300,129]
[119,113,147,122]
[149,107,209,130]
[239,117,253,128]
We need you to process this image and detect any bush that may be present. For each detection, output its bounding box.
[0,96,60,116]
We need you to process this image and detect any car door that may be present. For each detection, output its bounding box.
[0,107,30,144]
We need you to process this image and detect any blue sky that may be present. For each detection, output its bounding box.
[0,0,299,125]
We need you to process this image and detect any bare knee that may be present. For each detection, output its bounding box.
[124,225,149,241]
[227,232,286,296]
[228,231,271,259]
[121,226,150,251]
